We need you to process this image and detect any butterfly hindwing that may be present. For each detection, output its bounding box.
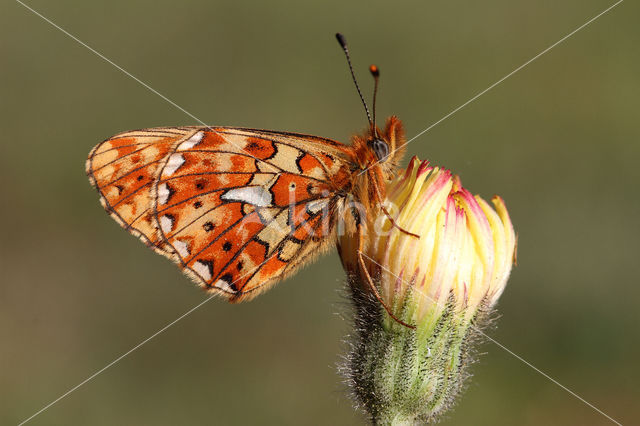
[151,127,353,301]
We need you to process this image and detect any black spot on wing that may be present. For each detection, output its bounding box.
[219,273,238,292]
[288,235,305,245]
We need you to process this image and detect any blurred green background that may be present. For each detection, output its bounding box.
[2,0,638,424]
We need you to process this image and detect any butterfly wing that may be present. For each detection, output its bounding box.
[87,126,354,301]
[86,127,197,254]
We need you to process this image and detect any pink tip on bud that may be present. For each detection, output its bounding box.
[457,188,483,216]
[416,160,432,177]
[452,175,463,193]
[404,156,419,178]
[491,195,505,206]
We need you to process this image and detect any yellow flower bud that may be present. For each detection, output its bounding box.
[338,157,516,423]
[339,156,515,327]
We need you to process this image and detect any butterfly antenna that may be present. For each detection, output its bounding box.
[369,65,380,137]
[336,33,372,127]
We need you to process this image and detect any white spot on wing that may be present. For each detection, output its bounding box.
[221,186,272,207]
[159,215,174,233]
[193,261,212,281]
[163,153,185,176]
[307,199,329,214]
[215,277,234,293]
[178,131,204,150]
[174,240,190,257]
[157,183,170,205]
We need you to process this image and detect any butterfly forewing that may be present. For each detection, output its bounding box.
[88,126,354,301]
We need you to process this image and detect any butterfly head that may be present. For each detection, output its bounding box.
[368,137,389,162]
[361,115,406,170]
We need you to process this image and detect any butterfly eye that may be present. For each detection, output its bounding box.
[368,138,390,162]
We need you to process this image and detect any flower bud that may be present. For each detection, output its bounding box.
[338,157,516,423]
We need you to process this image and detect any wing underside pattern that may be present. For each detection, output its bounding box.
[87,126,353,300]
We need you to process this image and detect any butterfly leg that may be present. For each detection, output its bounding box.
[369,175,420,239]
[356,222,416,329]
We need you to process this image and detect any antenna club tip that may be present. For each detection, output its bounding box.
[335,33,347,48]
[369,64,380,76]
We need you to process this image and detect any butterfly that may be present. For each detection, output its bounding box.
[86,34,416,327]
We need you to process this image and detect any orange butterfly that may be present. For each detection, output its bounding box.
[86,34,416,327]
